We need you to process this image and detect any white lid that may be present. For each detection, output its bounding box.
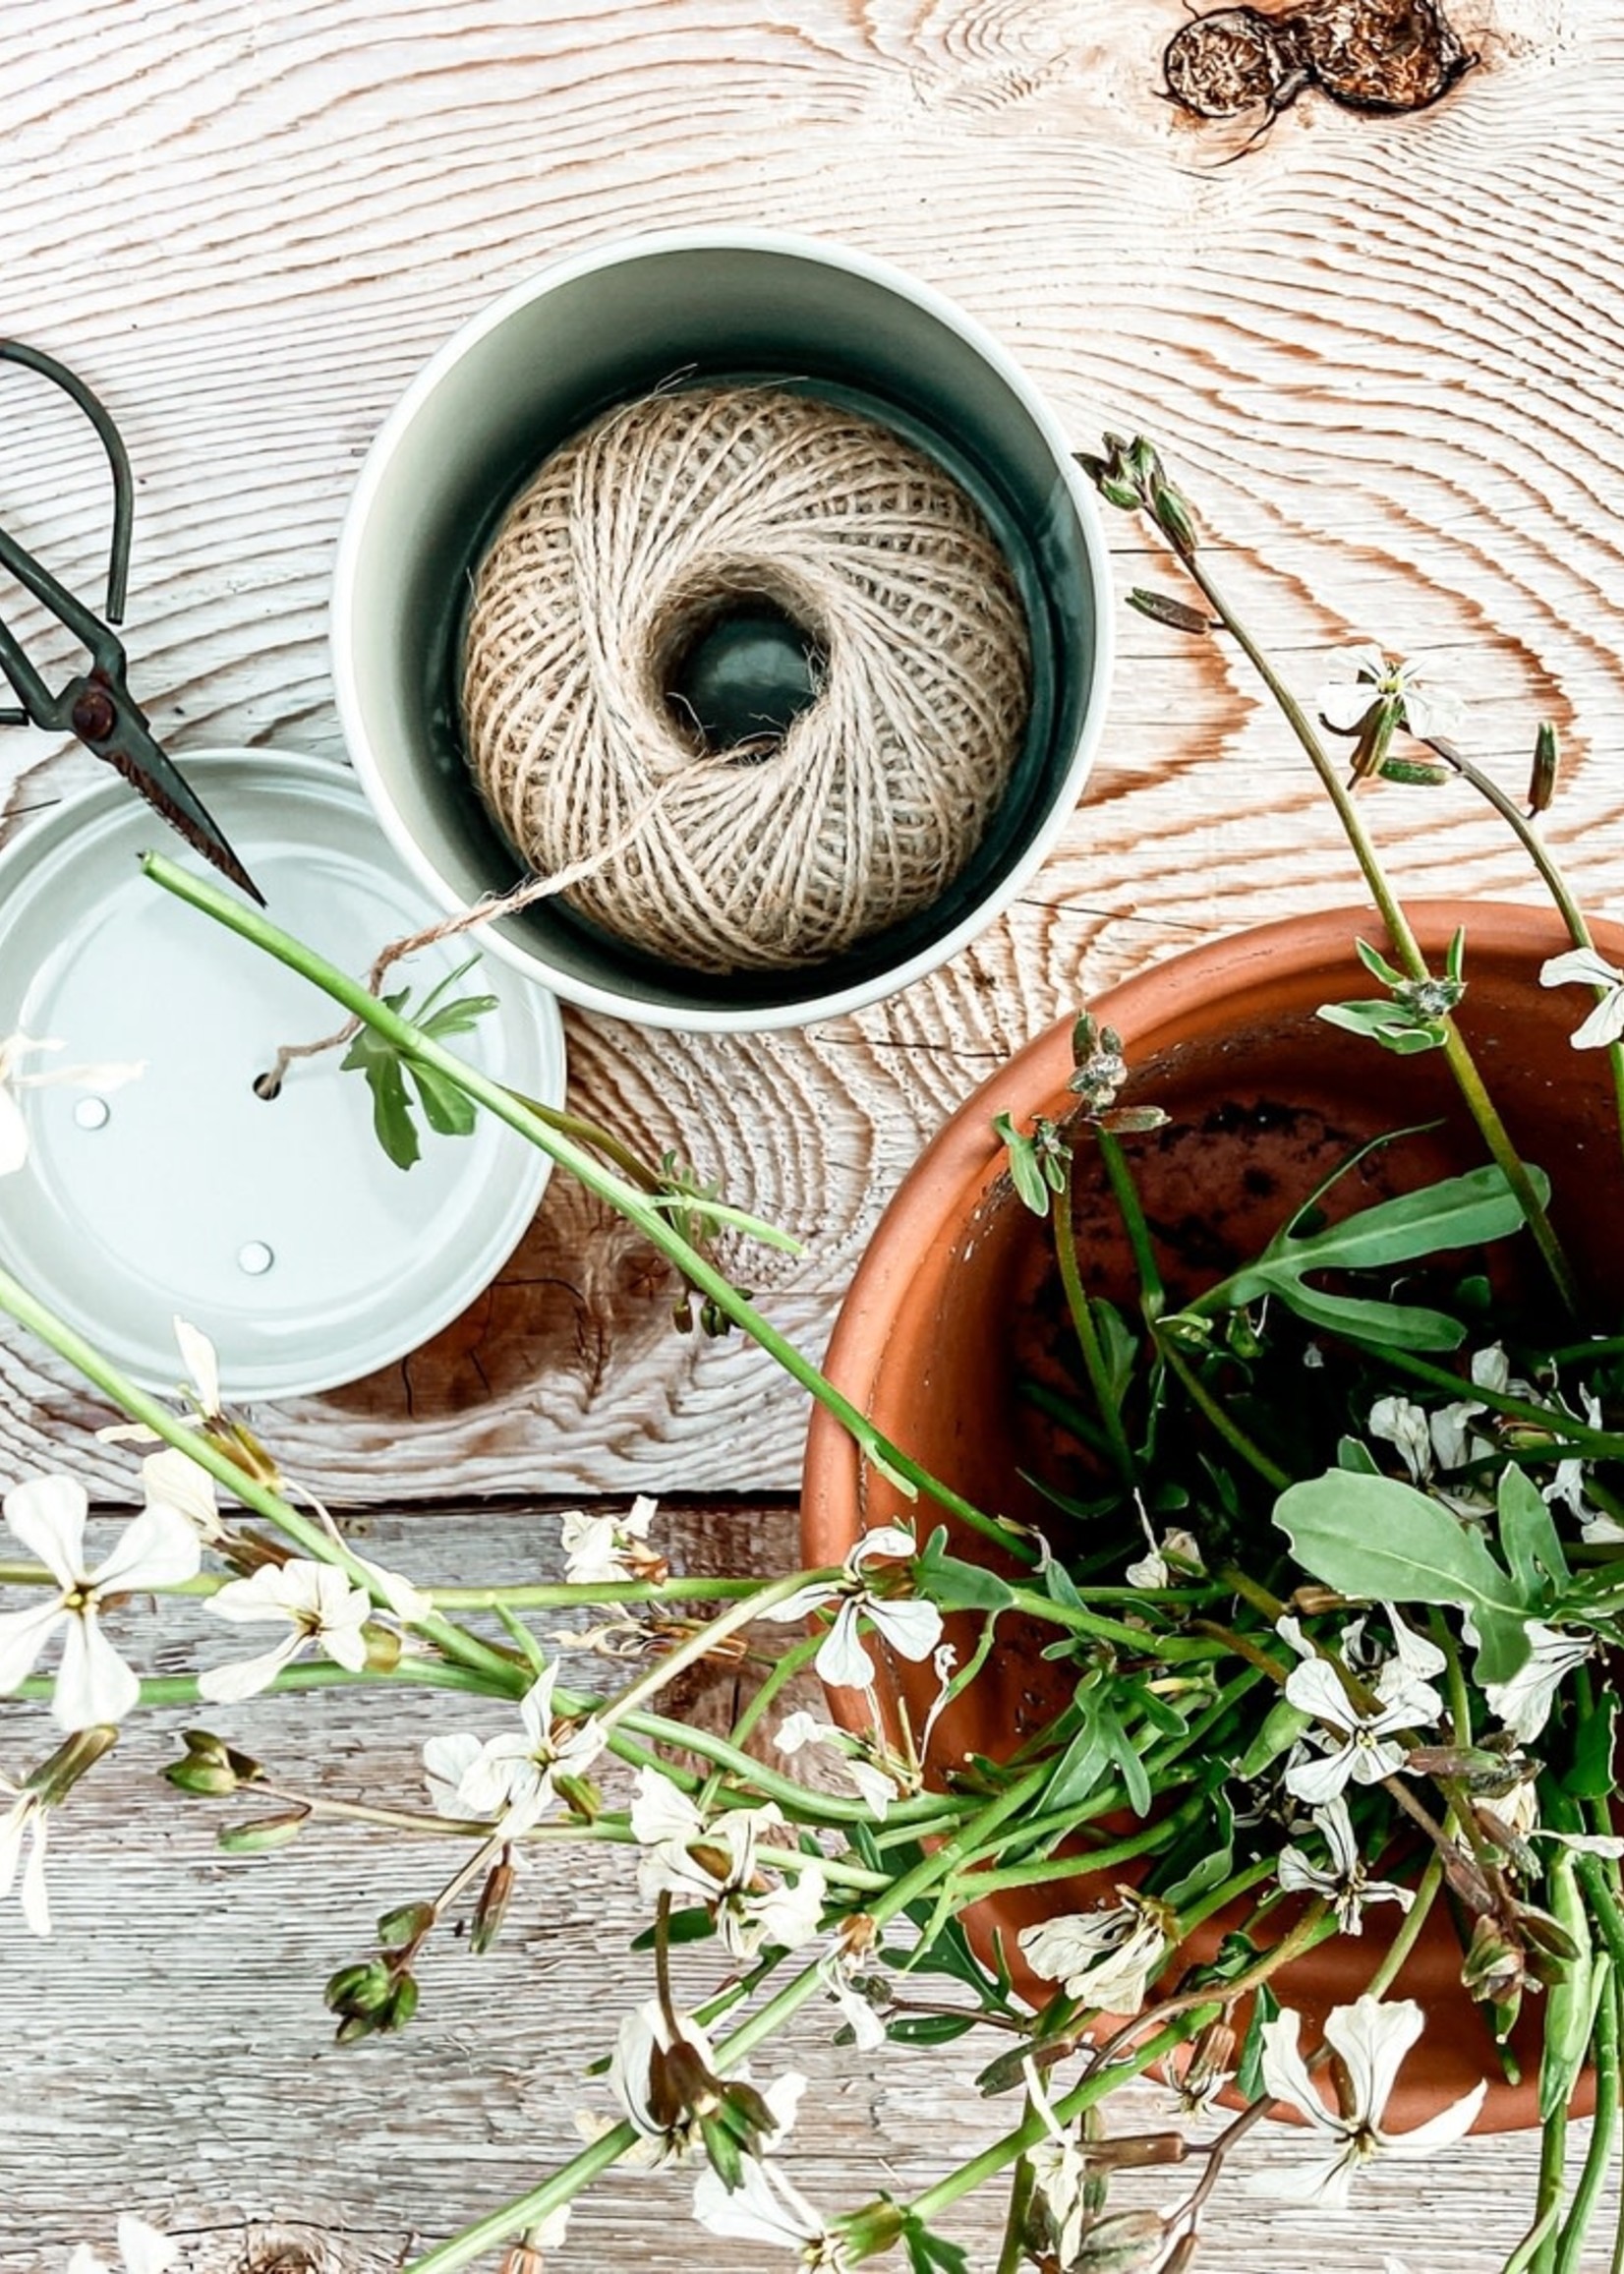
[0,749,565,1397]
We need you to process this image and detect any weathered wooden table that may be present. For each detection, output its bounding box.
[4,1,1623,2265]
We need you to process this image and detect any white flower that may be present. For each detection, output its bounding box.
[421,1661,603,1830]
[692,2156,848,2266]
[67,2217,177,2274]
[0,1773,50,1935]
[775,1711,903,1820]
[1277,1794,1416,1935]
[0,1031,144,1178]
[197,1558,372,1703]
[630,1769,825,1958]
[1125,1524,1204,1591]
[1252,1995,1485,2206]
[1016,1891,1169,2014]
[1482,1621,1594,1743]
[1021,2056,1090,2263]
[1368,1395,1433,1486]
[1282,1648,1440,1807]
[0,1475,201,1729]
[1315,644,1467,744]
[1541,945,1624,1051]
[560,1494,662,1586]
[761,1526,943,1692]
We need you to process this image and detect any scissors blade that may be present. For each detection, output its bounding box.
[67,672,266,905]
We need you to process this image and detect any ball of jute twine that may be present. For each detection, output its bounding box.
[458,383,1032,973]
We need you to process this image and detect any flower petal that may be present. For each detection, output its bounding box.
[140,1447,219,1539]
[173,1316,222,1414]
[813,1602,877,1692]
[197,1631,306,1703]
[848,1525,918,1571]
[867,1596,944,1662]
[19,1808,50,1937]
[4,1474,88,1586]
[759,1582,838,1625]
[0,1598,66,1693]
[423,1730,484,1817]
[1259,2007,1342,2137]
[1379,2076,1487,2155]
[1282,1739,1357,1808]
[1324,1994,1423,2126]
[1569,990,1624,1051]
[1317,684,1379,731]
[1540,946,1624,993]
[93,1503,203,1594]
[116,2217,177,2274]
[53,1610,140,1729]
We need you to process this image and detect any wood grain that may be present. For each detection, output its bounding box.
[4,4,1624,2261]
[0,1511,1593,2273]
[6,3,1624,1505]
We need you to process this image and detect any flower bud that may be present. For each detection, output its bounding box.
[1529,722,1560,815]
[377,1900,435,1951]
[163,1756,241,1798]
[472,1859,514,1954]
[1151,484,1198,560]
[552,1772,601,1822]
[1075,2209,1171,2269]
[1127,587,1213,635]
[363,1620,402,1674]
[379,1971,420,2032]
[1462,1914,1528,2010]
[325,1958,393,2018]
[215,1806,310,1855]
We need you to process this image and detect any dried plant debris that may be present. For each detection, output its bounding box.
[1164,0,1477,136]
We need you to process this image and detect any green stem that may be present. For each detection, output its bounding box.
[1363,1850,1444,2001]
[1430,735,1624,1184]
[1054,1163,1137,1486]
[899,2017,1205,2236]
[1095,1125,1165,1324]
[20,1658,514,1708]
[1154,1330,1291,1490]
[429,1576,769,1609]
[994,2153,1036,2274]
[1552,1962,1619,2274]
[145,851,1029,1562]
[1182,551,1579,1318]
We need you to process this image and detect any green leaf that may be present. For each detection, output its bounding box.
[408,1060,479,1137]
[886,2012,977,2046]
[994,1113,1051,1217]
[421,991,500,1038]
[1271,1278,1468,1353]
[1497,1466,1570,1605]
[348,1046,421,1171]
[1250,1164,1550,1287]
[1273,1471,1536,1684]
[1317,1000,1446,1055]
[1355,937,1409,990]
[1337,1434,1380,1474]
[916,1528,1015,1612]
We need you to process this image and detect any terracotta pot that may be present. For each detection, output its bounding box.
[801,902,1624,2131]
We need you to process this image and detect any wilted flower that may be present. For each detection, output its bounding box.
[1277,1793,1416,1933]
[0,1031,144,1178]
[66,2218,176,2274]
[1125,1525,1204,1591]
[1253,1995,1485,2204]
[1540,945,1624,1050]
[422,1660,604,1831]
[0,1475,201,1729]
[198,1559,372,1703]
[761,1527,942,1692]
[560,1494,664,1587]
[1017,1890,1170,2013]
[608,2001,803,2170]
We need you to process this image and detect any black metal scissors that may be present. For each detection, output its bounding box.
[0,339,263,904]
